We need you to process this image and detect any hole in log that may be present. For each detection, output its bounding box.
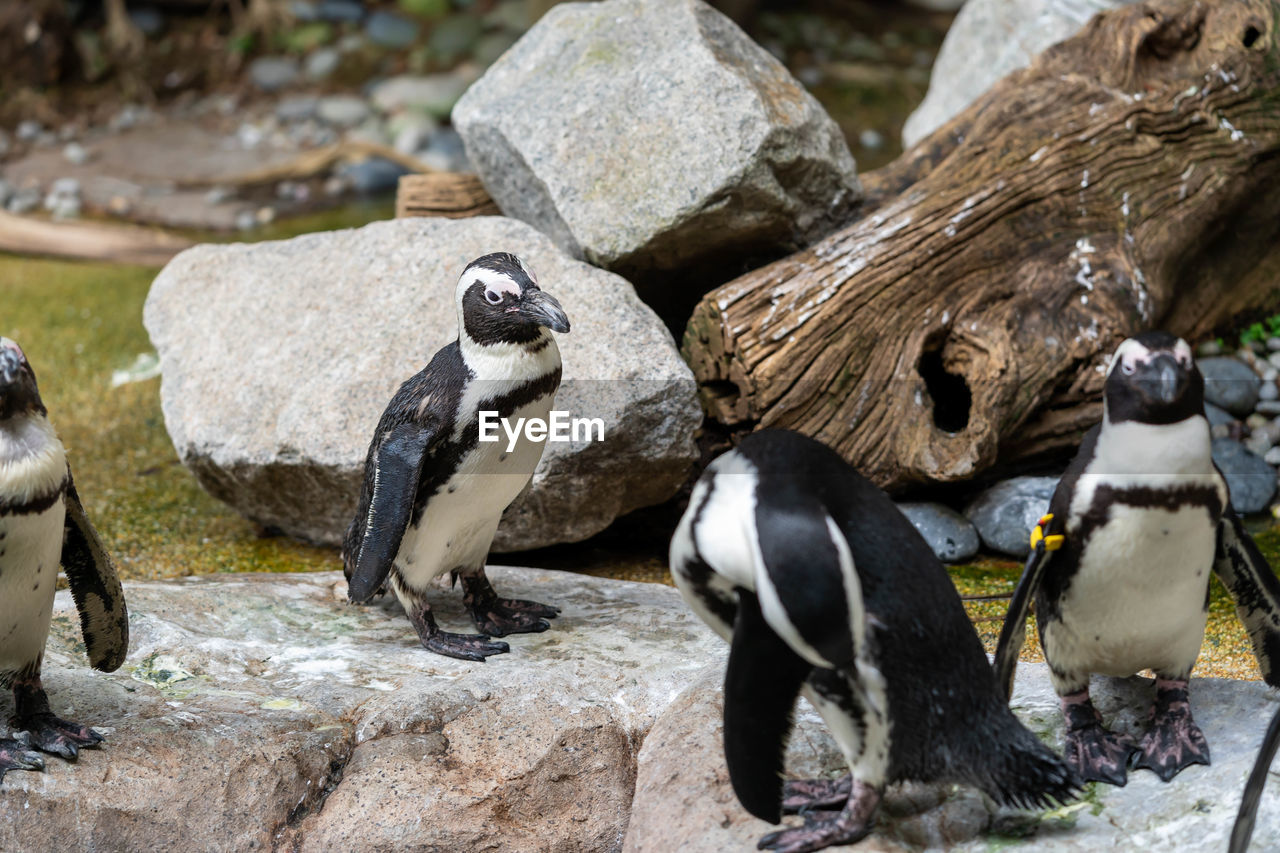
[918,337,972,434]
[1243,25,1262,47]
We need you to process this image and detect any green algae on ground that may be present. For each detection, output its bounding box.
[946,554,1265,681]
[0,254,339,581]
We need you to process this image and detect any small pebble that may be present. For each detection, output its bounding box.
[1198,340,1224,357]
[0,179,11,208]
[1262,382,1279,402]
[62,142,89,165]
[306,48,341,81]
[204,186,232,205]
[235,210,257,230]
[1268,338,1280,352]
[6,189,40,214]
[1247,413,1269,430]
[1267,352,1280,371]
[859,129,885,150]
[323,175,349,197]
[1265,447,1280,466]
[15,120,42,142]
[107,195,133,215]
[255,206,276,225]
[1258,401,1280,416]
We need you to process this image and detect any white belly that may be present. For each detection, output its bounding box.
[0,500,66,675]
[1049,504,1214,678]
[396,394,554,590]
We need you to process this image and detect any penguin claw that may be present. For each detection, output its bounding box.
[1062,724,1137,787]
[756,809,873,853]
[781,775,853,814]
[470,598,559,637]
[14,712,103,761]
[0,736,46,782]
[420,630,511,661]
[1133,689,1210,782]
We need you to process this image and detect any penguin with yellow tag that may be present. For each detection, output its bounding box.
[995,331,1280,786]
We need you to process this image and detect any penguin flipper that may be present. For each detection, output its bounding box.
[993,540,1053,702]
[724,589,813,825]
[61,472,129,673]
[1213,506,1280,687]
[347,421,436,603]
[1231,706,1280,853]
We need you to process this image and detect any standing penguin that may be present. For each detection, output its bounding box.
[0,338,128,782]
[670,429,1078,853]
[343,253,570,661]
[995,331,1280,786]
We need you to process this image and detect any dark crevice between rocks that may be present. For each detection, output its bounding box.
[918,335,972,434]
[272,725,357,850]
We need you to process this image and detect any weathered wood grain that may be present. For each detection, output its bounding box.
[684,0,1280,488]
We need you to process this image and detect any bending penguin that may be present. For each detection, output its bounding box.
[670,429,1079,853]
[0,338,128,781]
[343,252,570,661]
[995,331,1280,787]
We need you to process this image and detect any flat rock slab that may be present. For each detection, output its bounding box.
[0,120,298,230]
[453,0,860,283]
[0,569,722,852]
[144,215,701,550]
[627,661,1280,851]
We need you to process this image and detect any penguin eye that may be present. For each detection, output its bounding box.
[1120,361,1136,375]
[484,289,503,305]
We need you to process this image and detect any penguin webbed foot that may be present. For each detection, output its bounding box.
[0,733,45,782]
[758,780,879,853]
[12,712,103,760]
[468,597,560,638]
[780,774,852,814]
[1133,682,1209,782]
[420,630,511,662]
[1061,698,1137,787]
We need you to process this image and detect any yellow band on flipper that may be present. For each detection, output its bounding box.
[1030,512,1065,551]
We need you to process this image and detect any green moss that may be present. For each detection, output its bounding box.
[0,255,338,581]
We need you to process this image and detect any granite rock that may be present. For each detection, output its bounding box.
[143,216,701,549]
[896,501,981,562]
[453,0,860,281]
[963,475,1058,557]
[0,569,721,852]
[902,0,1134,147]
[1201,356,1264,417]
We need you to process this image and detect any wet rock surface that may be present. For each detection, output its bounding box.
[0,569,719,852]
[453,0,860,281]
[626,660,1280,852]
[1201,356,1264,417]
[1213,437,1278,514]
[144,216,700,550]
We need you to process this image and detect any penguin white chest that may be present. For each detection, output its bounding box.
[0,499,66,673]
[397,391,556,585]
[1054,501,1216,677]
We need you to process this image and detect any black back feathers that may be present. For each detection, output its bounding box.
[723,590,813,824]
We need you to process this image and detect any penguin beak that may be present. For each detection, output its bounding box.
[1137,355,1186,404]
[521,289,571,334]
[0,349,35,417]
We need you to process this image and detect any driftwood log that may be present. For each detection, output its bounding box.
[684,0,1280,489]
[396,173,501,219]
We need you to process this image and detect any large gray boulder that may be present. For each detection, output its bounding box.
[0,569,723,851]
[626,661,1280,851]
[902,0,1133,148]
[963,475,1058,557]
[144,216,700,550]
[452,0,860,281]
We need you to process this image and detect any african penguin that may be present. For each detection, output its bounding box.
[996,331,1280,787]
[0,338,128,783]
[670,429,1078,852]
[343,252,570,661]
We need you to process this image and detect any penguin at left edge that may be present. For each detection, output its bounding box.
[670,428,1079,853]
[0,338,129,782]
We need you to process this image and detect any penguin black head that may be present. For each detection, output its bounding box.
[455,252,570,347]
[1104,331,1203,425]
[0,338,45,421]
